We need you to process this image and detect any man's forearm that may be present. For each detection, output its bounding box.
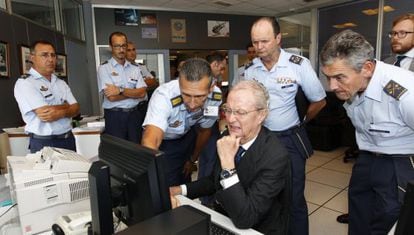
[305,99,326,122]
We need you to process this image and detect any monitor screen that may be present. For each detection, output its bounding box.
[89,134,171,233]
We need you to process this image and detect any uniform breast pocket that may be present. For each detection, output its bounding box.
[127,77,139,87]
[42,92,55,104]
[166,120,185,134]
[367,123,396,138]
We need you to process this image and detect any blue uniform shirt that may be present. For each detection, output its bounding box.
[97,57,147,109]
[143,80,222,140]
[344,61,414,154]
[244,49,326,131]
[14,68,77,135]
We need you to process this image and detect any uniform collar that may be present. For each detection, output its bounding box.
[364,60,384,102]
[252,48,286,71]
[29,67,57,83]
[110,57,131,68]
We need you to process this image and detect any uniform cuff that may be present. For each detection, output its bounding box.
[180,184,187,196]
[220,174,239,189]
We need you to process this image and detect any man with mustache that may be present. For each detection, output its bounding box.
[97,32,147,143]
[14,40,80,153]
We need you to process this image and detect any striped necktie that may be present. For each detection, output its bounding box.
[394,55,407,67]
[234,146,245,164]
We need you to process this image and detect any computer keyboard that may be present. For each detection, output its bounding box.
[211,222,238,235]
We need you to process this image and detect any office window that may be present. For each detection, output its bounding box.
[279,12,311,58]
[318,0,379,56]
[381,0,414,60]
[61,0,84,40]
[11,0,57,29]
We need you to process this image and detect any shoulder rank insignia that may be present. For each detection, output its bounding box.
[383,80,407,100]
[211,92,222,101]
[101,60,108,65]
[40,86,48,91]
[130,62,139,67]
[244,61,254,69]
[170,95,183,107]
[20,74,30,79]
[289,55,303,65]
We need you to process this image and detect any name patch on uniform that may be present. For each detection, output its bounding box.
[383,80,407,100]
[289,55,303,65]
[111,71,119,76]
[170,95,183,107]
[40,86,48,91]
[168,120,182,128]
[211,92,222,101]
[204,106,218,117]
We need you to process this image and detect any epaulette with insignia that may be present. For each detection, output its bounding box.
[244,61,254,69]
[101,60,108,65]
[170,95,183,107]
[130,62,139,67]
[210,92,222,101]
[289,55,303,65]
[20,74,30,79]
[383,80,407,100]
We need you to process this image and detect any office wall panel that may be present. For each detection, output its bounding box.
[94,8,258,50]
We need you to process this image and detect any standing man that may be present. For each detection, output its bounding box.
[142,58,222,186]
[14,40,79,153]
[320,29,414,235]
[98,32,147,143]
[245,17,326,235]
[385,13,414,70]
[125,41,159,97]
[206,52,226,88]
[232,43,256,86]
[337,13,414,225]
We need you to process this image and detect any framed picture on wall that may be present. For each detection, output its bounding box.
[114,9,139,26]
[0,41,10,78]
[142,27,158,39]
[207,20,230,37]
[19,45,32,75]
[55,54,67,77]
[171,19,186,43]
[140,13,157,25]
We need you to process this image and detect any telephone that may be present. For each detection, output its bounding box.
[53,211,91,235]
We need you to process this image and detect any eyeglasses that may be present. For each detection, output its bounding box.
[388,31,414,39]
[33,52,56,59]
[221,106,263,117]
[112,44,127,50]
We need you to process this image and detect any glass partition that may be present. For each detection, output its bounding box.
[61,0,84,40]
[11,0,57,29]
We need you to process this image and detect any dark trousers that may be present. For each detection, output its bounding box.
[29,133,76,153]
[104,103,147,143]
[348,152,414,235]
[198,122,219,206]
[275,124,313,235]
[160,128,197,187]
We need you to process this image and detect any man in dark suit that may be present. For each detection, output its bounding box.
[170,80,290,235]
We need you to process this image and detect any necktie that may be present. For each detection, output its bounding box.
[234,147,245,164]
[394,55,407,67]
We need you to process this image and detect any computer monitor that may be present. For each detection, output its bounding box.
[88,134,171,235]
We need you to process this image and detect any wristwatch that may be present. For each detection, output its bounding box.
[119,87,124,95]
[220,168,237,179]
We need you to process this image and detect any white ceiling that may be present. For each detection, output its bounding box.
[91,0,348,16]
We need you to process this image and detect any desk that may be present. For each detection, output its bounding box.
[176,195,263,235]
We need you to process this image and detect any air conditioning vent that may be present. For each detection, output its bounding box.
[24,177,54,187]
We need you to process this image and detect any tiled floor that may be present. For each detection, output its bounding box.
[306,147,352,235]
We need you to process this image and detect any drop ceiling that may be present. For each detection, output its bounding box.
[91,0,349,16]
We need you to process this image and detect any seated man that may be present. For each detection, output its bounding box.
[170,80,290,235]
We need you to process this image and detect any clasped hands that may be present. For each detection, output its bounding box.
[104,83,121,97]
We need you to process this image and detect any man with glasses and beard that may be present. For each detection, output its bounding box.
[98,32,147,143]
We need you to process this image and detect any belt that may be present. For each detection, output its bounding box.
[359,150,412,158]
[274,123,304,136]
[29,131,73,140]
[106,101,147,112]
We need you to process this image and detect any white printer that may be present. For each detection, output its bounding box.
[7,147,91,235]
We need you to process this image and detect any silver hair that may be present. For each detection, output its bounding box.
[231,80,270,110]
[320,29,374,72]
